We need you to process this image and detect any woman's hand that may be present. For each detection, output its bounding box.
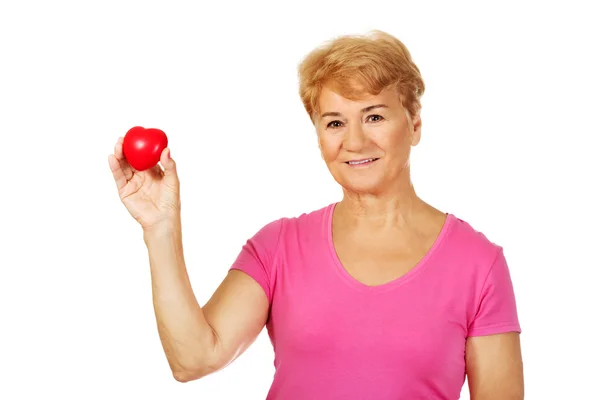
[108,136,180,232]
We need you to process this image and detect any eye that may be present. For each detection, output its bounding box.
[367,114,384,123]
[326,120,343,129]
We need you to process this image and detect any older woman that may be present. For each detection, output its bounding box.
[109,30,523,399]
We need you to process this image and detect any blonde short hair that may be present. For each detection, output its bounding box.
[298,30,425,122]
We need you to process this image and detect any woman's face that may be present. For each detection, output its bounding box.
[315,85,422,195]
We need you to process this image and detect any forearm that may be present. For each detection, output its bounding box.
[144,218,217,378]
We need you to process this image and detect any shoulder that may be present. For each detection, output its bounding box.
[248,202,334,249]
[445,216,522,335]
[446,213,504,265]
[440,213,511,290]
[282,202,333,234]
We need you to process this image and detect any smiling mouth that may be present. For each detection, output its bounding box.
[345,158,379,166]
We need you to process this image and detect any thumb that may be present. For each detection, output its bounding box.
[160,147,178,177]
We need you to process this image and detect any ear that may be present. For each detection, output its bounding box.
[410,112,422,146]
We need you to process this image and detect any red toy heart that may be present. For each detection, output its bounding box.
[122,126,168,171]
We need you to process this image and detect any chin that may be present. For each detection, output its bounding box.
[337,176,386,195]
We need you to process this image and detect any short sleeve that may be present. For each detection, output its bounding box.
[467,247,521,337]
[229,218,283,304]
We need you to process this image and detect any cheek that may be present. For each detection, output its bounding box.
[318,137,340,161]
[376,127,410,152]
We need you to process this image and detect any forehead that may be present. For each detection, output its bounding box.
[317,86,401,115]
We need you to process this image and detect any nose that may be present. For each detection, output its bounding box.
[343,122,367,152]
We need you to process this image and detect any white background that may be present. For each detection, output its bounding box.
[1,0,598,398]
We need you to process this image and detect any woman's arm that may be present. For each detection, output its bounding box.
[466,332,524,399]
[144,220,269,382]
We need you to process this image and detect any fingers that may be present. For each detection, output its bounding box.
[158,147,180,191]
[108,154,128,190]
[114,137,125,160]
[159,147,177,177]
[109,137,134,190]
[113,137,134,180]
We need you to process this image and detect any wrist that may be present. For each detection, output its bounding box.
[143,217,182,243]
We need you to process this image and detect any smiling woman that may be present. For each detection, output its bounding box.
[109,29,523,400]
[315,86,419,196]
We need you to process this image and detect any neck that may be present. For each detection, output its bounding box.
[336,176,434,229]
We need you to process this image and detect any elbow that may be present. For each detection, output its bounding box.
[170,333,224,382]
[172,364,215,383]
[172,369,202,383]
[171,357,221,383]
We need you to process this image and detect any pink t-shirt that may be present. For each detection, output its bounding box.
[230,203,521,399]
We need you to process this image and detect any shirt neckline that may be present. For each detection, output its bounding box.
[324,202,455,293]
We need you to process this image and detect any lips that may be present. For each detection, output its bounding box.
[345,158,379,165]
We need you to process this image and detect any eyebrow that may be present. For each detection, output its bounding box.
[320,104,389,119]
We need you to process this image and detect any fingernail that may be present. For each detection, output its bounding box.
[167,149,171,159]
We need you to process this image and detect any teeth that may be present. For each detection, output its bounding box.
[349,158,375,165]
